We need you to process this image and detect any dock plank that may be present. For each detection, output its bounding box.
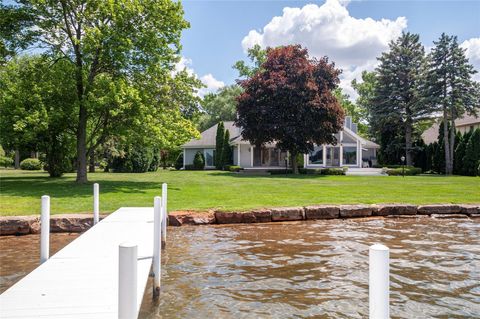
[0,207,155,318]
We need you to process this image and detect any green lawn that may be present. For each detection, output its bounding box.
[0,169,479,216]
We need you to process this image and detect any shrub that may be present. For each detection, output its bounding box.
[225,165,241,172]
[0,156,13,168]
[323,167,348,175]
[184,164,196,170]
[385,167,422,176]
[110,145,155,173]
[193,152,205,170]
[175,153,184,170]
[20,158,42,170]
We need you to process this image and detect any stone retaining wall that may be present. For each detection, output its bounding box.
[1,204,479,235]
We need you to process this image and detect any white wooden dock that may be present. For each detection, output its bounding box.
[0,207,155,319]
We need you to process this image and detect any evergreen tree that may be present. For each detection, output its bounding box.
[463,129,480,176]
[425,143,433,172]
[453,131,465,175]
[423,33,480,174]
[372,33,429,166]
[215,122,225,169]
[222,130,232,169]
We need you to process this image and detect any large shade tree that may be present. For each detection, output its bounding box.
[236,45,345,174]
[10,0,193,183]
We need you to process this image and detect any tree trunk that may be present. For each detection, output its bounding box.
[442,114,451,175]
[447,120,456,175]
[88,148,95,173]
[14,149,20,169]
[405,120,413,166]
[290,151,299,174]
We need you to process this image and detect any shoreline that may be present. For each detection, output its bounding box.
[1,203,479,236]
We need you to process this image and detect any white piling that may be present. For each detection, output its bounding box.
[153,196,162,297]
[369,244,390,319]
[118,242,138,319]
[93,183,99,225]
[161,183,167,248]
[40,195,50,264]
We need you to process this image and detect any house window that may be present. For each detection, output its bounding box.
[308,146,323,165]
[343,146,357,165]
[204,149,215,167]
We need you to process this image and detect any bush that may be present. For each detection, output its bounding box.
[184,164,196,170]
[225,165,241,172]
[193,151,205,170]
[0,156,13,168]
[110,145,155,173]
[20,158,42,170]
[385,167,422,176]
[175,153,184,170]
[269,167,347,175]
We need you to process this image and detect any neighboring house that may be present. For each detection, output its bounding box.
[422,114,480,144]
[182,117,380,169]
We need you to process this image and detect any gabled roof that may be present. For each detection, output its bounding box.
[343,126,380,148]
[183,121,241,148]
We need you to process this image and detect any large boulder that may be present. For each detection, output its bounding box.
[417,204,462,215]
[339,205,373,218]
[375,204,417,216]
[0,216,38,235]
[304,205,339,220]
[459,204,479,215]
[50,214,94,233]
[168,211,216,226]
[215,209,273,224]
[271,207,304,221]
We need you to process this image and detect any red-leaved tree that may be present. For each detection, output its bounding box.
[236,45,345,174]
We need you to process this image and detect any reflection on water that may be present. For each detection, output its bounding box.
[0,219,479,318]
[140,219,480,319]
[0,233,79,293]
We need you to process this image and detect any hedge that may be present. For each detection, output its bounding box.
[20,158,42,170]
[225,165,241,172]
[0,156,13,168]
[385,167,422,176]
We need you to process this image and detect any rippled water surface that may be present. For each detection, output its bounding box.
[1,219,479,318]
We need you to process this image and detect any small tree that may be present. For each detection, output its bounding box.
[463,129,480,176]
[193,151,205,170]
[236,45,344,174]
[222,130,232,169]
[215,122,225,169]
[453,132,465,175]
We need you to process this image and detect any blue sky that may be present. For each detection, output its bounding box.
[178,0,480,97]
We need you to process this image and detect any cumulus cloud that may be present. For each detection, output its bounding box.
[461,37,480,82]
[241,0,408,99]
[174,57,225,97]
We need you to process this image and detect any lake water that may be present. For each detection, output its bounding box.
[1,218,479,318]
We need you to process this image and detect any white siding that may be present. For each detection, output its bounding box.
[239,144,253,168]
[184,148,204,166]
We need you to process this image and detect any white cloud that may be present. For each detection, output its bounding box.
[241,0,408,100]
[461,37,480,82]
[174,57,225,97]
[198,74,225,97]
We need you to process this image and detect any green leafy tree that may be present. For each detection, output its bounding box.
[233,44,267,78]
[423,33,480,174]
[215,122,225,169]
[463,129,480,176]
[372,33,429,166]
[333,88,368,136]
[193,151,205,170]
[198,85,242,131]
[236,45,345,174]
[12,0,192,183]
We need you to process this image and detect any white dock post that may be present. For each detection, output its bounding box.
[153,196,162,297]
[93,183,99,225]
[40,195,50,264]
[161,183,167,248]
[118,242,138,319]
[369,244,389,319]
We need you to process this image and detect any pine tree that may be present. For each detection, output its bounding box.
[372,33,429,166]
[215,122,225,169]
[423,33,480,174]
[463,129,480,176]
[222,130,232,169]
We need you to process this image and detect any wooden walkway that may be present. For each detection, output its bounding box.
[0,207,154,318]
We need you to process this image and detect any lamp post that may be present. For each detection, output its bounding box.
[401,156,405,178]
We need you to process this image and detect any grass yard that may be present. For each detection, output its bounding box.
[0,169,479,216]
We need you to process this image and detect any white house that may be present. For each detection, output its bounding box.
[182,117,379,169]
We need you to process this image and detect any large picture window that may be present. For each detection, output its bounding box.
[308,146,323,165]
[343,146,357,165]
[204,149,215,167]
